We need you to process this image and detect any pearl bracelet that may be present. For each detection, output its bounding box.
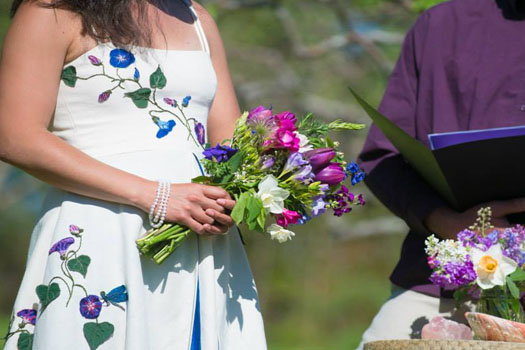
[149,180,171,229]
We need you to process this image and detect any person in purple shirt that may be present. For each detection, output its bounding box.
[357,0,525,347]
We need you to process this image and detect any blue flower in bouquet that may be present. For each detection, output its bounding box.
[153,118,176,139]
[79,295,103,319]
[109,48,135,68]
[297,213,312,225]
[182,96,191,107]
[351,171,366,186]
[203,144,238,163]
[346,161,361,174]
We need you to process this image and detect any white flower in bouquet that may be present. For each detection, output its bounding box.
[256,175,290,214]
[297,133,313,153]
[471,244,518,289]
[268,224,296,243]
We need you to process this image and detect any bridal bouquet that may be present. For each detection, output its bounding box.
[425,207,525,322]
[137,106,366,264]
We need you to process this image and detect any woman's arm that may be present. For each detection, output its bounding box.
[194,3,240,146]
[0,2,232,235]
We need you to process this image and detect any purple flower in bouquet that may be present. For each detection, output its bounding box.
[284,152,308,172]
[304,148,336,172]
[458,229,477,247]
[17,309,37,326]
[479,230,500,250]
[311,196,327,217]
[429,260,476,288]
[79,295,103,319]
[203,144,239,163]
[261,156,275,170]
[293,164,314,183]
[247,106,275,136]
[314,163,346,185]
[276,209,302,228]
[49,237,75,258]
[194,122,206,145]
[357,194,366,206]
[326,185,358,217]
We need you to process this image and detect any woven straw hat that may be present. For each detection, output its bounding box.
[364,340,525,350]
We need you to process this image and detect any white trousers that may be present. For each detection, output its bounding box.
[357,287,474,350]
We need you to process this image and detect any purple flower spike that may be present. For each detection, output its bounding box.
[261,156,275,170]
[88,55,102,66]
[49,237,75,258]
[314,163,346,185]
[194,122,206,145]
[98,90,112,103]
[79,295,103,319]
[304,148,336,172]
[163,97,177,108]
[17,309,37,326]
[284,152,308,172]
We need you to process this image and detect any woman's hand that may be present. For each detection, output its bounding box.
[424,198,525,240]
[140,182,236,235]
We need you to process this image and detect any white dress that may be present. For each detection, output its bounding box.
[4,3,267,350]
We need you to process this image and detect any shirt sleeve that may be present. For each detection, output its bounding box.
[357,14,449,237]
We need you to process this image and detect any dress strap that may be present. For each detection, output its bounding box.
[183,0,211,54]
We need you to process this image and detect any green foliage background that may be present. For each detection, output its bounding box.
[0,0,446,349]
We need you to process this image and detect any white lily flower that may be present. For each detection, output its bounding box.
[471,244,517,289]
[256,175,290,214]
[297,133,313,153]
[268,224,295,243]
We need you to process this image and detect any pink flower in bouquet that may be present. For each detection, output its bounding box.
[315,163,346,185]
[264,128,300,152]
[274,111,297,131]
[304,148,336,172]
[247,106,275,136]
[248,106,273,121]
[275,209,302,228]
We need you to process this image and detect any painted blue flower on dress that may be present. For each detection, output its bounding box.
[195,122,206,145]
[16,309,37,325]
[153,117,176,138]
[182,96,192,107]
[133,68,140,81]
[79,295,103,319]
[49,237,75,257]
[109,49,135,68]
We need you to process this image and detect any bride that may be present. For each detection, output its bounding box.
[0,0,267,349]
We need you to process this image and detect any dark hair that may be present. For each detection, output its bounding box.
[10,0,152,47]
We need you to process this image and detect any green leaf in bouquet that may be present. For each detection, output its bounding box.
[149,66,167,89]
[327,120,365,131]
[507,276,521,299]
[509,268,525,282]
[453,288,469,308]
[231,192,250,225]
[247,197,263,223]
[227,150,244,174]
[124,88,151,108]
[192,176,211,184]
[256,209,266,232]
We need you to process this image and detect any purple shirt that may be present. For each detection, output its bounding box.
[358,0,525,290]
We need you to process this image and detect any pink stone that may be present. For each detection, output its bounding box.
[421,316,473,340]
[466,312,525,342]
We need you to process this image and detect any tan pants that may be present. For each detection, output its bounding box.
[357,286,474,350]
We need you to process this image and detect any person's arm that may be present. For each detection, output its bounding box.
[359,14,525,239]
[0,2,232,235]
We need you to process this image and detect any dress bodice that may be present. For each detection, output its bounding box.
[52,9,217,159]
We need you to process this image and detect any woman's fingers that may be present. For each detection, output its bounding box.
[216,198,236,211]
[488,198,525,217]
[205,209,234,227]
[191,207,215,225]
[202,185,230,200]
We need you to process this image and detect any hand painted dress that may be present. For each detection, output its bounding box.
[3,2,267,350]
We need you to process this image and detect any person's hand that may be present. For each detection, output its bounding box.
[140,181,236,235]
[424,198,525,240]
